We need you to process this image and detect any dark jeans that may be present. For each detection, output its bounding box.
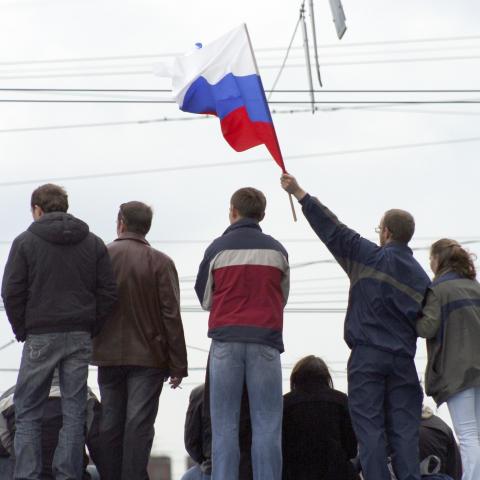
[95,366,165,480]
[14,331,92,480]
[0,456,15,479]
[348,345,423,480]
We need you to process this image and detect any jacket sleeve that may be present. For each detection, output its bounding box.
[93,239,118,337]
[195,243,215,310]
[157,258,188,378]
[299,194,378,277]
[416,289,441,339]
[1,238,29,342]
[184,386,205,465]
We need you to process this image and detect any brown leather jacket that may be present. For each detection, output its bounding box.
[91,232,188,377]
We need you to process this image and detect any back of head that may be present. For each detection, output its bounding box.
[383,208,415,244]
[431,238,476,280]
[31,184,68,213]
[230,187,266,222]
[290,355,333,392]
[118,201,153,236]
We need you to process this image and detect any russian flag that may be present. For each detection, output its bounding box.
[171,24,286,172]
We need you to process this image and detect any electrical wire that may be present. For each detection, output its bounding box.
[267,14,302,101]
[0,340,15,351]
[2,134,480,187]
[1,52,480,80]
[1,88,480,93]
[2,33,480,67]
[1,99,480,104]
[0,115,211,134]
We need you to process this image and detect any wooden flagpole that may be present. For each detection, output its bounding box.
[243,23,297,222]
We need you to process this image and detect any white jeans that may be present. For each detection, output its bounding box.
[447,387,480,480]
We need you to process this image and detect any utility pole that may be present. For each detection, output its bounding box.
[309,0,323,87]
[300,2,316,113]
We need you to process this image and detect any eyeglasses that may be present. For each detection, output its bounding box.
[374,226,382,234]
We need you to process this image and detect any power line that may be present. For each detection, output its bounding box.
[2,33,480,67]
[0,340,15,351]
[0,115,210,134]
[1,52,480,81]
[2,135,480,187]
[180,306,347,313]
[186,344,209,354]
[2,88,480,93]
[1,103,479,135]
[2,99,480,104]
[261,43,480,61]
[268,14,302,101]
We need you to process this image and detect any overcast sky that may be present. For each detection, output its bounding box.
[1,0,479,477]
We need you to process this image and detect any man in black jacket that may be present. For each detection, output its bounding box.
[1,183,117,480]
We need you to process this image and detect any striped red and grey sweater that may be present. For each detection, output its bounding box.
[195,218,289,352]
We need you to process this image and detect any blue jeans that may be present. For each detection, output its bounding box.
[348,345,422,480]
[181,465,211,480]
[209,341,282,480]
[14,331,92,480]
[447,387,480,480]
[0,456,15,479]
[95,366,165,480]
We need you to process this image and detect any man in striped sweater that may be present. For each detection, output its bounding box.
[195,187,289,480]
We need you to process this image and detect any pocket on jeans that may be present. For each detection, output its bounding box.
[212,341,231,360]
[26,336,54,362]
[259,344,277,361]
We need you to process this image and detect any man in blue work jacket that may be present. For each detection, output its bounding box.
[281,174,430,480]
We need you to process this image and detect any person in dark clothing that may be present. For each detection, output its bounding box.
[181,381,253,480]
[282,355,359,480]
[0,376,102,480]
[419,406,462,480]
[281,174,430,480]
[1,183,117,480]
[92,201,188,480]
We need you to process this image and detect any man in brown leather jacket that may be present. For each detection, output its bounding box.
[91,201,188,480]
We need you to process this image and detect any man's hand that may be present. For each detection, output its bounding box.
[280,174,307,201]
[168,376,183,389]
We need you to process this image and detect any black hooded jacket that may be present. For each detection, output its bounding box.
[1,212,117,341]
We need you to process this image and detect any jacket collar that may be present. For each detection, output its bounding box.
[115,231,150,246]
[223,217,262,235]
[432,270,463,286]
[384,241,413,255]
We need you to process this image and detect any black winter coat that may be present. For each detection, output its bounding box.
[1,212,117,341]
[282,386,359,480]
[419,413,462,480]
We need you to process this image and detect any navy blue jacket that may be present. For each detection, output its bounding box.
[300,194,429,358]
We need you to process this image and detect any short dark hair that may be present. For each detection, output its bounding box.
[383,209,415,244]
[118,201,153,236]
[31,184,68,213]
[290,355,333,392]
[230,187,266,221]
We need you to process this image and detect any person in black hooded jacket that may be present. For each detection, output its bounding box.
[282,355,359,480]
[1,183,117,480]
